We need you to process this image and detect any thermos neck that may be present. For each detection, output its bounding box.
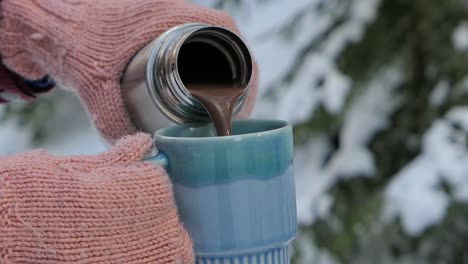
[122,23,253,129]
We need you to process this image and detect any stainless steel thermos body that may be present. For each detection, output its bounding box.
[121,23,253,134]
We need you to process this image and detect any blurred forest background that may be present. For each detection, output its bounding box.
[3,0,468,263]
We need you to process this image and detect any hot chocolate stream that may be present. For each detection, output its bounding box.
[187,85,245,136]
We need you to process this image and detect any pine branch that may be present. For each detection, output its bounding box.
[262,14,348,100]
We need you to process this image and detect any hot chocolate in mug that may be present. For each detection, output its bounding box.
[146,119,297,264]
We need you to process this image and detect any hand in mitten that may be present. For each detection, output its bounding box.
[0,0,258,143]
[0,134,193,263]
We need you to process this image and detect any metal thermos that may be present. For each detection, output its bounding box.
[121,23,253,134]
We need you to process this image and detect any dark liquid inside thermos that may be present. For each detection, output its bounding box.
[120,24,253,135]
[178,40,247,136]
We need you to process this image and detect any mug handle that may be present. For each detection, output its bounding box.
[144,152,169,169]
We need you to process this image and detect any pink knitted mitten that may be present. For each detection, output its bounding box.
[0,133,193,263]
[0,0,257,143]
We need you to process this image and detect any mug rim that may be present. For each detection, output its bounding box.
[154,119,290,142]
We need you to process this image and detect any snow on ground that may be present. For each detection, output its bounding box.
[385,107,468,235]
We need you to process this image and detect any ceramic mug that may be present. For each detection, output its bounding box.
[147,119,297,264]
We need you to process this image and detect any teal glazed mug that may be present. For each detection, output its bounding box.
[146,119,297,264]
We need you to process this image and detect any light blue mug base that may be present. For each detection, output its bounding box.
[196,244,291,264]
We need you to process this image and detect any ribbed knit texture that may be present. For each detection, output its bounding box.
[0,133,194,264]
[0,0,257,143]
